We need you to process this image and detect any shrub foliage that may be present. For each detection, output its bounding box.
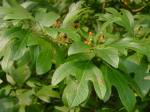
[0,0,150,112]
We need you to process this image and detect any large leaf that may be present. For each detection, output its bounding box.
[107,68,136,112]
[52,61,106,107]
[95,47,119,68]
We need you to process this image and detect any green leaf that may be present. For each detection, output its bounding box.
[1,43,14,73]
[102,8,134,36]
[10,64,31,86]
[50,42,65,65]
[68,42,90,56]
[11,31,28,61]
[27,32,40,46]
[6,74,16,85]
[100,17,121,33]
[26,104,43,112]
[120,56,150,96]
[55,106,70,112]
[112,38,150,57]
[16,89,34,106]
[0,97,18,112]
[0,85,12,97]
[0,31,11,55]
[0,0,33,20]
[45,28,58,39]
[66,52,95,62]
[108,68,136,112]
[36,85,60,102]
[120,9,134,35]
[52,61,106,107]
[36,41,52,75]
[62,80,89,107]
[0,28,20,58]
[95,47,119,68]
[62,1,85,27]
[100,65,112,102]
[35,9,60,27]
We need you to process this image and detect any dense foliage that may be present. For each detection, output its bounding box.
[0,0,150,112]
